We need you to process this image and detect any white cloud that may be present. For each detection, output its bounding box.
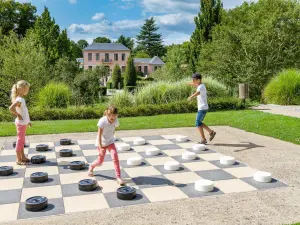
[69,0,77,4]
[141,0,199,14]
[92,13,106,21]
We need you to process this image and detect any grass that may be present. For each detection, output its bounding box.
[1,110,300,145]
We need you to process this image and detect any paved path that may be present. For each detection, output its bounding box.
[1,126,300,225]
[252,104,300,118]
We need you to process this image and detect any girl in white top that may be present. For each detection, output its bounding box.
[9,80,32,165]
[88,106,124,185]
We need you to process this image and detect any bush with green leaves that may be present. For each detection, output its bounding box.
[124,56,137,86]
[110,90,134,108]
[0,97,244,121]
[198,0,300,99]
[263,69,300,105]
[111,64,122,89]
[37,82,71,108]
[73,70,100,105]
[110,77,229,107]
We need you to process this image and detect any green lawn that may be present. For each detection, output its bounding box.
[1,110,300,145]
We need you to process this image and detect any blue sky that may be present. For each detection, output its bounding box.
[17,0,254,45]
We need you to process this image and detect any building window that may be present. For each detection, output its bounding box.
[138,66,142,72]
[88,66,92,70]
[96,53,99,61]
[154,66,158,71]
[122,66,126,72]
[88,53,92,61]
[144,66,148,74]
[122,53,126,61]
[114,54,118,61]
[105,53,109,62]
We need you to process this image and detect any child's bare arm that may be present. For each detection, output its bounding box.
[97,128,104,148]
[188,91,200,101]
[9,102,22,120]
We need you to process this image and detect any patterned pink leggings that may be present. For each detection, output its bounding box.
[15,123,27,152]
[90,143,121,178]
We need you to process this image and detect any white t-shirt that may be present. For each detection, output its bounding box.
[95,116,119,147]
[197,84,209,110]
[15,97,30,125]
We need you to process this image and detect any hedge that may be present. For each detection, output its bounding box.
[99,87,107,96]
[0,98,244,122]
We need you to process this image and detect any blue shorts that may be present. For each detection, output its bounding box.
[196,110,207,127]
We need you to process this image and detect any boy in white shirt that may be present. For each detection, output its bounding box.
[188,73,216,144]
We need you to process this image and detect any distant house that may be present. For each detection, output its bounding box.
[83,43,165,76]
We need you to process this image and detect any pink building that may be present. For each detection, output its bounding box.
[82,43,165,76]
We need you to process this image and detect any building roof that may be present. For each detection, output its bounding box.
[149,56,165,65]
[84,43,130,51]
[134,56,165,65]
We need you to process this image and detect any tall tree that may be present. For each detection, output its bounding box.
[33,7,60,64]
[70,41,83,58]
[0,0,37,37]
[136,17,165,57]
[189,0,223,72]
[93,36,111,43]
[77,39,89,49]
[111,64,122,89]
[57,29,71,58]
[116,35,134,50]
[124,56,137,87]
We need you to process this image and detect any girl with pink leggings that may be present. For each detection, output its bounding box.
[9,80,32,165]
[88,106,124,185]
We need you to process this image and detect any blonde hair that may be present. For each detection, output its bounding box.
[103,105,118,116]
[11,80,30,103]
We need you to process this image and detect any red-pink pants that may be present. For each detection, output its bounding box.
[15,123,27,152]
[90,143,121,178]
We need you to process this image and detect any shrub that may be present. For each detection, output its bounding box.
[124,56,137,86]
[137,71,144,77]
[111,64,122,89]
[125,86,136,93]
[99,87,107,96]
[37,83,71,108]
[110,90,134,108]
[0,97,244,121]
[263,69,300,105]
[106,81,113,89]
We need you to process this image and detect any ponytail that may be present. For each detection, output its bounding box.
[11,84,17,103]
[103,105,118,116]
[11,80,30,103]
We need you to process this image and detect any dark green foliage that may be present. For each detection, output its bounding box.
[124,56,137,86]
[136,17,166,57]
[116,35,134,50]
[93,37,111,43]
[112,64,122,89]
[0,0,37,37]
[0,98,244,121]
[99,87,107,96]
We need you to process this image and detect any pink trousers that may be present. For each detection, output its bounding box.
[15,123,27,152]
[90,143,121,178]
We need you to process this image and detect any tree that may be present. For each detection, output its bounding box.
[134,51,150,58]
[0,0,37,37]
[33,7,60,64]
[198,0,300,99]
[189,0,223,72]
[70,41,83,58]
[112,64,122,89]
[136,17,165,57]
[77,39,89,49]
[0,31,49,106]
[53,57,80,85]
[116,35,134,50]
[57,29,71,58]
[93,37,111,43]
[124,56,137,86]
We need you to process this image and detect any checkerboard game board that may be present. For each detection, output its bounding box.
[0,134,288,222]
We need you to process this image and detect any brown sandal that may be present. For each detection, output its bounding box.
[16,161,27,165]
[23,158,30,163]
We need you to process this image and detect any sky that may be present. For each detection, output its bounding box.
[16,0,255,45]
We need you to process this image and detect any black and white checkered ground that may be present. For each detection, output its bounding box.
[0,134,287,222]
